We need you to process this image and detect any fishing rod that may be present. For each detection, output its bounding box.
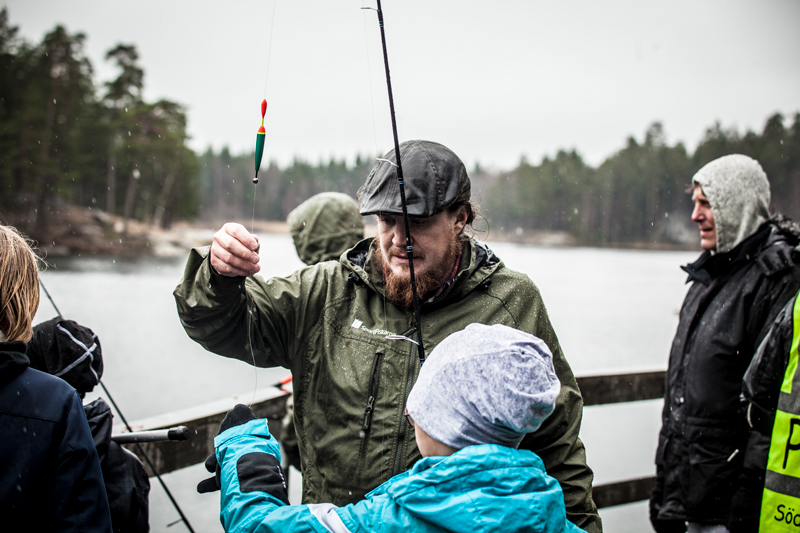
[111,425,189,445]
[100,381,196,533]
[0,213,196,533]
[363,0,426,365]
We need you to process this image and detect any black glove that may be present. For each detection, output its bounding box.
[649,494,686,533]
[197,453,221,494]
[197,404,258,494]
[649,471,686,533]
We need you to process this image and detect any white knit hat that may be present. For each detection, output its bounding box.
[406,323,560,450]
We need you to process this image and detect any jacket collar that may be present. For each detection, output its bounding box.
[0,341,30,384]
[682,221,773,285]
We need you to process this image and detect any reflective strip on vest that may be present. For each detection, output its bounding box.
[761,293,800,531]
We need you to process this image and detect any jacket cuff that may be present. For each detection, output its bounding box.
[215,418,271,447]
[193,246,247,296]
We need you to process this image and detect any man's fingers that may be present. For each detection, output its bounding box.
[211,223,261,277]
[223,223,260,252]
[215,224,259,260]
[211,246,261,277]
[210,257,261,278]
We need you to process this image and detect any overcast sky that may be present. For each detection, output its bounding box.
[5,0,800,171]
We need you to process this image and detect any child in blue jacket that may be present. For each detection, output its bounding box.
[201,323,586,533]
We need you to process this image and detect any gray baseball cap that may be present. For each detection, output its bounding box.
[358,140,471,217]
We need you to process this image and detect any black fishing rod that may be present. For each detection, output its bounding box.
[0,212,196,533]
[364,0,426,364]
[111,425,189,444]
[99,382,196,533]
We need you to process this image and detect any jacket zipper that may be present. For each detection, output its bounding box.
[392,325,419,476]
[358,350,384,464]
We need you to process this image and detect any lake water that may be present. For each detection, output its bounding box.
[36,234,698,532]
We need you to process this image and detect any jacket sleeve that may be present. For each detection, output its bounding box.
[216,419,353,533]
[173,246,326,369]
[53,390,113,533]
[515,281,602,533]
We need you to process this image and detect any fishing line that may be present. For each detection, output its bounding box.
[247,0,278,407]
[248,193,258,408]
[247,303,259,407]
[39,279,63,318]
[361,1,380,158]
[262,0,277,98]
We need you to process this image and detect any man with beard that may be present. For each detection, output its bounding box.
[174,140,601,533]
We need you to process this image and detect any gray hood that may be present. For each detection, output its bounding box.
[692,154,771,253]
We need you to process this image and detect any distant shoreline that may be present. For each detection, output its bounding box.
[4,201,697,259]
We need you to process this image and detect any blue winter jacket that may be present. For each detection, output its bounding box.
[215,419,584,533]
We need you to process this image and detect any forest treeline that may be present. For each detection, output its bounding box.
[483,116,800,245]
[199,114,800,246]
[0,9,198,232]
[2,10,798,247]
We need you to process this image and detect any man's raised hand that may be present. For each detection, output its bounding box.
[210,223,261,277]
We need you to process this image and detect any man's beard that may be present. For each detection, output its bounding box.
[374,236,462,309]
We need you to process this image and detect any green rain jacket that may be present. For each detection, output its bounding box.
[174,237,601,533]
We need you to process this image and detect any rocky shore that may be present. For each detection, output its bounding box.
[2,202,289,258]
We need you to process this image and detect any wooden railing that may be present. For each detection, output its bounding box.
[576,371,664,508]
[119,370,666,509]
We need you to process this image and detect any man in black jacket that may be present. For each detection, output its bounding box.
[649,154,800,533]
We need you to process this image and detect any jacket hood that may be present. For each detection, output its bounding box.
[26,317,103,395]
[369,444,572,533]
[0,341,29,384]
[692,154,770,253]
[287,192,364,265]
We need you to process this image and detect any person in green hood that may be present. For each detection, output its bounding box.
[287,192,365,267]
[174,140,601,532]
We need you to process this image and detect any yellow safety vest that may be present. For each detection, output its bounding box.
[761,293,800,531]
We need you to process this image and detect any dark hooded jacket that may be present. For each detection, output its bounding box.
[27,318,150,533]
[650,218,800,529]
[0,341,112,532]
